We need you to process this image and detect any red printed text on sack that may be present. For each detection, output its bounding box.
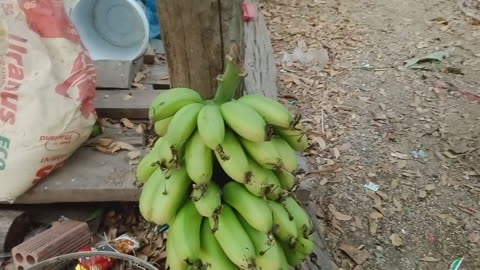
[40,154,69,163]
[0,34,27,125]
[33,161,66,184]
[39,131,80,151]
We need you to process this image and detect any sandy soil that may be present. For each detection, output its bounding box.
[263,0,480,269]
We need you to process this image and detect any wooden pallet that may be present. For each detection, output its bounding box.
[14,62,169,204]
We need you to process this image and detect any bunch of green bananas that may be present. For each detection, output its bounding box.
[135,58,315,269]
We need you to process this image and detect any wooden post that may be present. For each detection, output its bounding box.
[156,0,224,99]
[156,0,278,99]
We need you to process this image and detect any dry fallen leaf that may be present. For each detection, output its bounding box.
[121,118,135,129]
[420,256,440,262]
[391,152,410,160]
[134,71,145,82]
[112,142,135,152]
[354,216,364,229]
[319,178,329,185]
[128,150,142,160]
[396,160,407,169]
[390,233,403,246]
[338,142,351,151]
[369,211,384,219]
[393,198,402,210]
[96,138,113,147]
[332,147,341,160]
[132,82,145,90]
[359,96,371,102]
[99,118,122,129]
[467,232,480,243]
[339,243,370,265]
[136,124,145,134]
[366,191,382,208]
[376,191,389,201]
[390,178,400,189]
[329,204,352,221]
[313,135,327,149]
[369,220,378,235]
[437,213,458,225]
[443,151,458,159]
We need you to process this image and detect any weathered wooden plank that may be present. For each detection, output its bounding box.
[157,0,223,98]
[14,147,141,204]
[95,89,165,119]
[144,45,156,65]
[84,126,145,148]
[141,64,170,87]
[243,1,278,99]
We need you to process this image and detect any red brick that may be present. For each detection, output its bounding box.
[12,220,91,269]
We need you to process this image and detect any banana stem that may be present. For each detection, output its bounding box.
[213,56,245,104]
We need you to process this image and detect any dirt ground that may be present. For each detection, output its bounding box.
[262,0,480,269]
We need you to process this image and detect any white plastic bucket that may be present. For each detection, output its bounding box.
[65,0,149,61]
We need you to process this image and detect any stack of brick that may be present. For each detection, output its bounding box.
[12,220,91,270]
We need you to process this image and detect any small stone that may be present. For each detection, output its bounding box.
[425,184,435,191]
[376,246,384,252]
[419,190,427,198]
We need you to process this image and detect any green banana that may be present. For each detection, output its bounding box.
[276,170,296,191]
[279,241,307,267]
[191,182,222,217]
[239,137,282,170]
[170,201,203,266]
[244,159,269,197]
[200,218,238,270]
[238,95,293,129]
[150,167,191,225]
[275,123,308,151]
[136,138,164,183]
[154,116,172,136]
[293,237,314,255]
[267,200,298,245]
[185,131,213,185]
[166,234,188,270]
[139,168,163,222]
[164,103,204,147]
[197,104,225,150]
[220,101,268,142]
[282,196,313,238]
[244,161,283,200]
[238,216,289,270]
[214,129,250,183]
[264,170,283,201]
[154,138,178,170]
[223,182,273,233]
[149,88,203,121]
[209,205,256,269]
[271,137,298,173]
[136,152,159,184]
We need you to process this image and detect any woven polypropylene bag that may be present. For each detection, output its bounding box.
[0,0,96,201]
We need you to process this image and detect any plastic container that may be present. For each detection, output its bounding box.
[65,0,149,61]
